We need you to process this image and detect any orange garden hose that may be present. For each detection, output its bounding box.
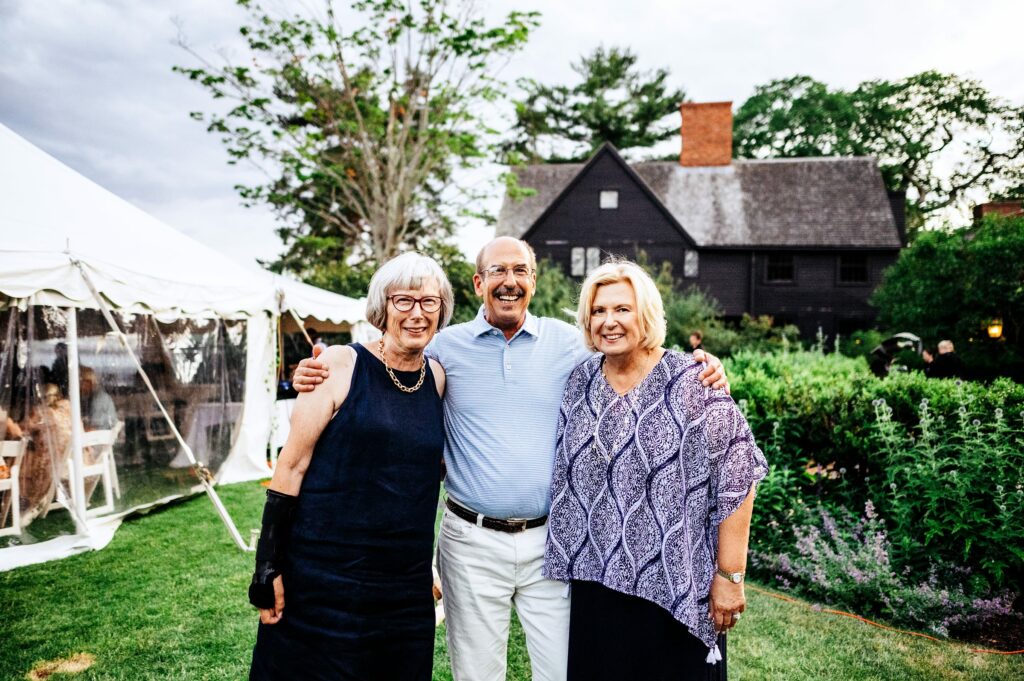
[746,584,1024,656]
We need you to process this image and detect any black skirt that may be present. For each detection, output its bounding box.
[567,580,727,681]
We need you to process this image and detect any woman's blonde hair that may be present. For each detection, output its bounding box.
[576,259,666,352]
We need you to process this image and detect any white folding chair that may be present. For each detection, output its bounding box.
[0,439,28,536]
[57,424,122,518]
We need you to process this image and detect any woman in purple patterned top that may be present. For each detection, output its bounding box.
[544,260,768,680]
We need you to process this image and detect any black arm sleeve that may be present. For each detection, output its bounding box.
[248,489,299,609]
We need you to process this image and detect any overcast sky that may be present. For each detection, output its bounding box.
[2,0,1022,269]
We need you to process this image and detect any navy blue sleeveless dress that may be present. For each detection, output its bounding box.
[250,343,444,680]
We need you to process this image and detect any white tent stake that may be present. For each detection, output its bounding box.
[72,260,251,551]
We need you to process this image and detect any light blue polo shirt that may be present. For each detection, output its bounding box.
[427,308,593,519]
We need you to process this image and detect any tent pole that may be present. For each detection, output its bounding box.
[288,308,314,349]
[64,307,88,534]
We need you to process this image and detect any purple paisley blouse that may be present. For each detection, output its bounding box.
[544,350,768,653]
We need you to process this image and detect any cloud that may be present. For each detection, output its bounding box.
[2,0,1022,270]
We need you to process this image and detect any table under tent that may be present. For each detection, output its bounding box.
[0,123,370,570]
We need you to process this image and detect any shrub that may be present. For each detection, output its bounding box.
[730,350,1024,599]
[527,258,579,322]
[870,393,1024,588]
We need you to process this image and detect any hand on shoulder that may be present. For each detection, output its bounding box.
[292,343,346,391]
[692,348,730,395]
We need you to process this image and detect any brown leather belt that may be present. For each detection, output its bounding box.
[445,498,547,534]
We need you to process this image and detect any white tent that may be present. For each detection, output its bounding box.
[0,123,367,569]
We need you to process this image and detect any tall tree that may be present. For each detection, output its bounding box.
[506,46,685,162]
[175,0,538,264]
[871,214,1024,368]
[733,72,1024,234]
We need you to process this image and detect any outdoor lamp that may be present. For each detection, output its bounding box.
[987,319,1003,339]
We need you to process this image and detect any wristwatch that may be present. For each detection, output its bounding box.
[717,568,745,584]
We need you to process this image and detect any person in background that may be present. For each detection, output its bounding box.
[17,383,76,524]
[48,342,70,397]
[689,329,704,352]
[922,347,935,378]
[545,261,766,680]
[292,237,730,681]
[929,340,966,379]
[79,367,117,431]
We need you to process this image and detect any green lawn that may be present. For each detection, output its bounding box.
[1,482,1020,680]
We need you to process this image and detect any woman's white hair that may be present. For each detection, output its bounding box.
[365,252,454,331]
[576,259,667,352]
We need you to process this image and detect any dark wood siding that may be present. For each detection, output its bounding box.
[749,251,898,337]
[690,251,750,315]
[528,150,691,275]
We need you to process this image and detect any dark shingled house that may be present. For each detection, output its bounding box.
[496,101,906,339]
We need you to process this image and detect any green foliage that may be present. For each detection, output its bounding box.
[872,214,1024,370]
[275,252,378,301]
[838,328,886,360]
[871,391,1024,586]
[420,240,479,326]
[526,258,579,322]
[730,349,1024,596]
[175,0,539,264]
[506,46,685,162]
[733,72,1024,234]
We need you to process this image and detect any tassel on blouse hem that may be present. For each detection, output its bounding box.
[705,643,722,665]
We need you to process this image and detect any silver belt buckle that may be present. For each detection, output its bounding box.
[507,517,529,532]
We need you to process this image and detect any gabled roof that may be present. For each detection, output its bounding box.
[497,154,902,249]
[518,143,696,247]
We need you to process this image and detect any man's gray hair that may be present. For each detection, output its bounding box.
[365,252,454,331]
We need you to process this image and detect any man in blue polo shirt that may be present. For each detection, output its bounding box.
[293,237,726,681]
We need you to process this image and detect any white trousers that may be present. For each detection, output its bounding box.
[437,507,570,681]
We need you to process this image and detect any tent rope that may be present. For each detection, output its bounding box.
[71,258,251,551]
[288,307,315,349]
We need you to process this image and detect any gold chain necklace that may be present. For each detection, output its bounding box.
[379,336,426,393]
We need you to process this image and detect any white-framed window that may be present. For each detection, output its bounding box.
[684,250,699,278]
[599,190,619,209]
[571,247,585,276]
[571,246,603,276]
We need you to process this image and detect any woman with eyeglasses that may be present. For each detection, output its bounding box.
[248,252,453,681]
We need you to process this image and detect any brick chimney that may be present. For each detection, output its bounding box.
[680,101,733,167]
[973,200,1024,221]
